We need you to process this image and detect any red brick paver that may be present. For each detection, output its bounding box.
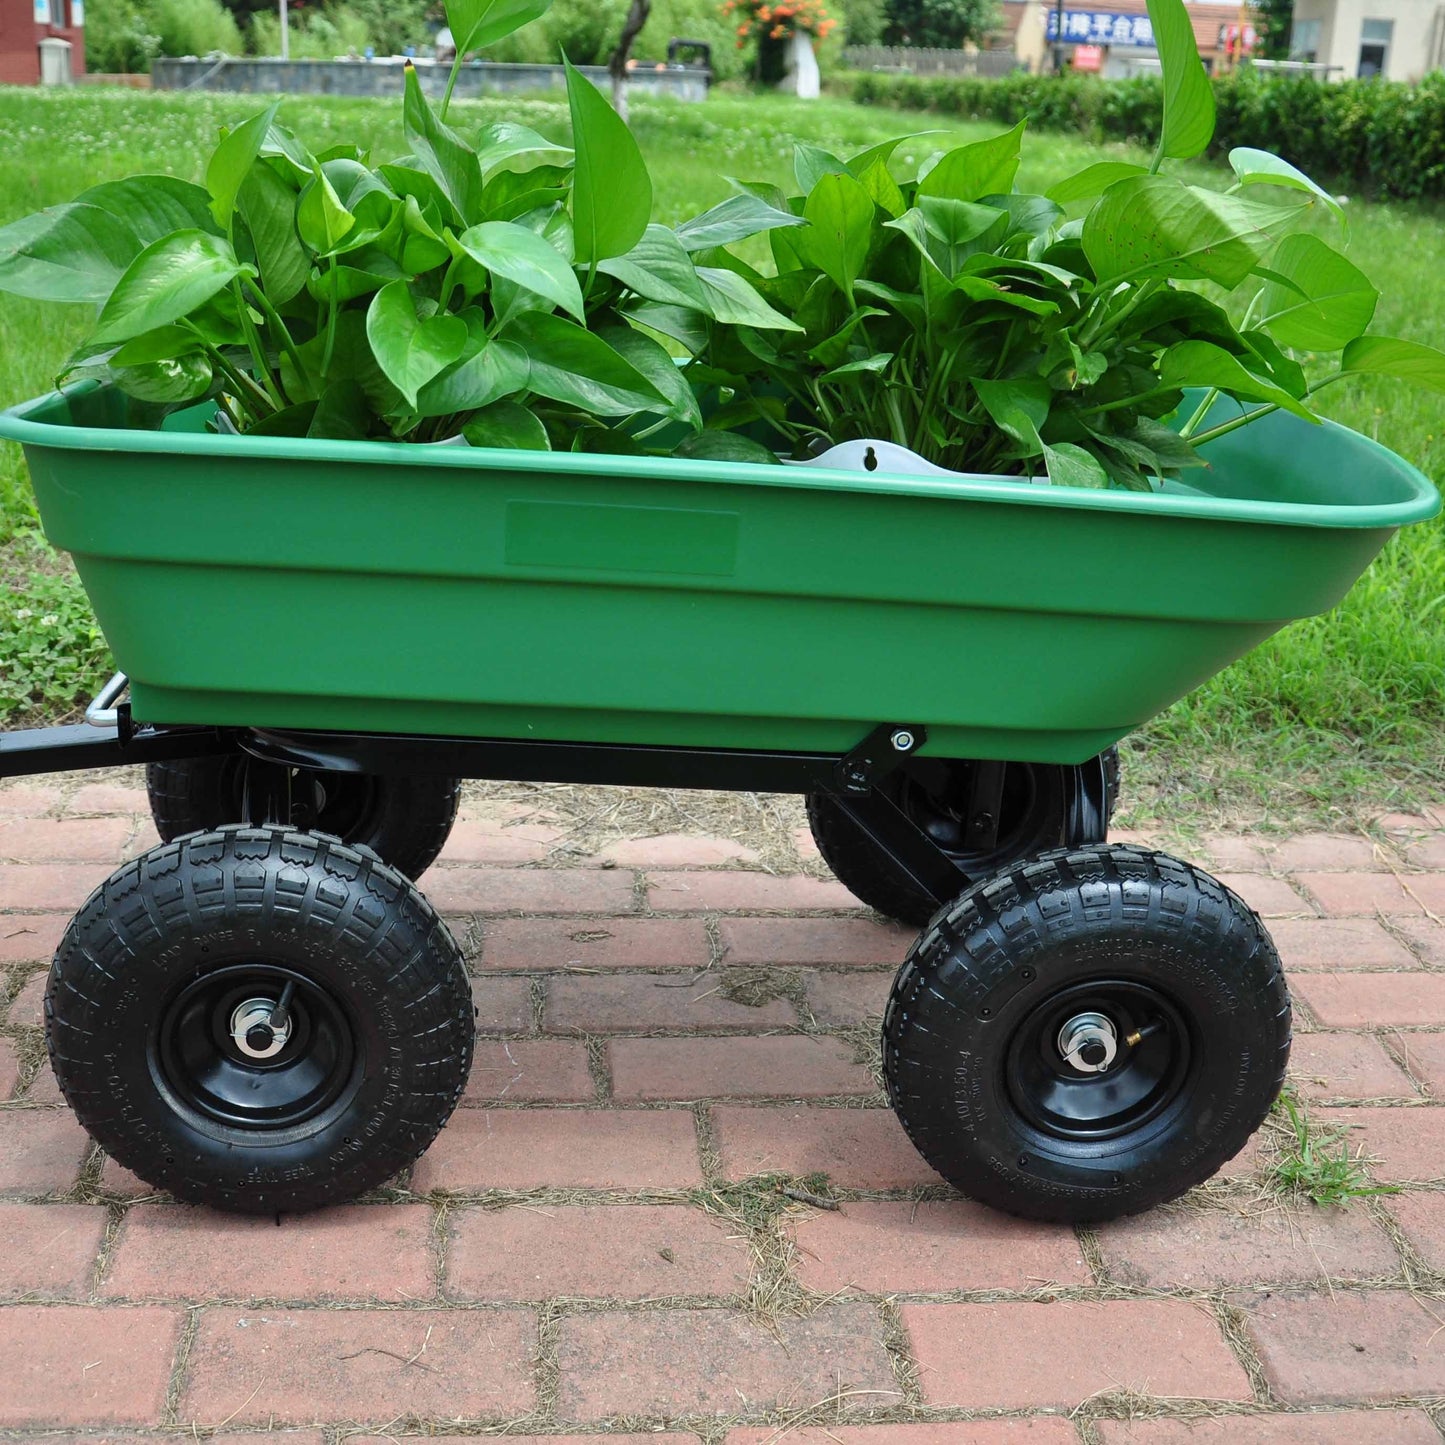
[802,969,895,1024]
[1317,1105,1445,1181]
[1094,1203,1399,1289]
[1292,973,1445,1027]
[0,912,67,963]
[610,1034,874,1101]
[791,1198,1089,1293]
[1296,872,1428,915]
[1392,1031,1445,1093]
[481,916,709,969]
[545,970,796,1032]
[471,974,534,1031]
[104,1203,436,1300]
[5,783,1445,1433]
[0,1202,107,1296]
[411,1107,703,1191]
[1240,1289,1445,1402]
[0,1109,91,1194]
[719,916,914,964]
[731,1428,1078,1445]
[1394,915,1445,965]
[601,832,760,866]
[447,1203,749,1300]
[462,1038,596,1103]
[427,866,636,914]
[1096,1411,1440,1442]
[554,1303,897,1418]
[0,862,115,910]
[0,1304,182,1425]
[1387,1191,1445,1271]
[6,965,48,1024]
[1289,1032,1415,1100]
[904,1299,1252,1408]
[0,816,134,862]
[181,1307,535,1424]
[713,1105,941,1187]
[1269,916,1419,970]
[649,870,860,912]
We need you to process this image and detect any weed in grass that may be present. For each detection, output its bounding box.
[0,533,110,722]
[1266,1087,1398,1207]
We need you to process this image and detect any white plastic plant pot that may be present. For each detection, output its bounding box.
[788,437,1213,497]
[787,438,1049,485]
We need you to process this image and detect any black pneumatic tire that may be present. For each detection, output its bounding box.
[146,758,460,880]
[47,826,475,1215]
[807,750,1119,928]
[884,844,1290,1223]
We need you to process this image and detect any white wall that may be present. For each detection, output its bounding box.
[1292,0,1445,81]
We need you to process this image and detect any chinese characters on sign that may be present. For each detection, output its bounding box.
[1045,10,1157,46]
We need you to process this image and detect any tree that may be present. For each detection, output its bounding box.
[608,0,651,120]
[1253,0,1293,59]
[882,0,999,47]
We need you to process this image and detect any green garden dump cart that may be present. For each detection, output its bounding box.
[0,382,1437,1221]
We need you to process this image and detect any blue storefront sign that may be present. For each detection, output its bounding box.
[1045,10,1157,46]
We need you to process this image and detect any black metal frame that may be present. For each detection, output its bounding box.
[0,709,1109,911]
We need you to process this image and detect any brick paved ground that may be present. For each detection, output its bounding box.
[2,775,1445,1440]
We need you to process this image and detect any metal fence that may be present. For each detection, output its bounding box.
[841,46,1022,76]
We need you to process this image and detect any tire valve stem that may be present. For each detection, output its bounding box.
[269,980,297,1033]
[1125,1020,1163,1048]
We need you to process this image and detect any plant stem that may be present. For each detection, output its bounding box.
[232,279,285,409]
[1079,277,1160,350]
[244,280,312,399]
[1187,403,1277,445]
[1080,384,1175,417]
[1177,388,1219,439]
[1163,371,1348,447]
[439,49,466,122]
[321,263,340,379]
[185,324,274,419]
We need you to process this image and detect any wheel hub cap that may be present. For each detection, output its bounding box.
[1057,1011,1118,1073]
[230,997,291,1060]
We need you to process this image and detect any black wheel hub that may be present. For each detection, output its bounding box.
[155,964,360,1131]
[224,758,378,836]
[894,762,1057,871]
[1005,979,1193,1142]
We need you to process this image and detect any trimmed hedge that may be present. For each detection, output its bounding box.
[852,70,1445,201]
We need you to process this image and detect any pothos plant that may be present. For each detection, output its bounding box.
[688,0,1445,488]
[0,0,800,453]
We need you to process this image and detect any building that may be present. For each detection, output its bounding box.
[1287,0,1445,79]
[1002,0,1262,76]
[0,0,86,85]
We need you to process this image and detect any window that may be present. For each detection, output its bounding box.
[1359,17,1393,77]
[1289,17,1321,59]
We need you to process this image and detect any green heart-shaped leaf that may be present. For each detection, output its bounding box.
[207,102,280,232]
[566,56,652,266]
[1158,340,1318,421]
[1340,335,1445,393]
[365,280,469,408]
[455,221,584,321]
[1258,234,1377,351]
[91,231,248,346]
[0,203,140,303]
[1147,0,1215,161]
[446,0,553,54]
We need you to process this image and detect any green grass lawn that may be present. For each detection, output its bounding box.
[0,84,1440,827]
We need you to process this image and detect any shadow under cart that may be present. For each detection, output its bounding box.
[0,381,1437,1221]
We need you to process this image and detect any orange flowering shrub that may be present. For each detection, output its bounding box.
[721,0,837,47]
